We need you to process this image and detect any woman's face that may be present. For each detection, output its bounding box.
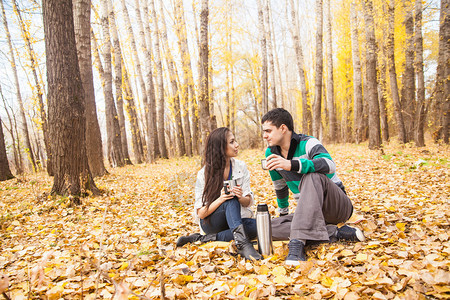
[225,131,239,158]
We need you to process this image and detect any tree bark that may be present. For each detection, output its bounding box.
[99,0,125,168]
[264,0,277,109]
[73,0,107,177]
[387,0,406,143]
[256,0,268,115]
[108,0,132,164]
[350,1,364,144]
[0,88,22,174]
[1,0,37,172]
[378,52,390,143]
[43,0,98,198]
[414,0,426,147]
[174,0,195,156]
[363,0,381,149]
[13,0,52,174]
[0,116,14,181]
[122,61,145,164]
[313,0,323,139]
[402,0,416,142]
[325,0,336,142]
[149,0,168,158]
[289,0,311,134]
[158,0,185,156]
[198,0,211,151]
[120,0,157,162]
[434,0,449,143]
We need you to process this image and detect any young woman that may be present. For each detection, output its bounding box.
[177,127,261,260]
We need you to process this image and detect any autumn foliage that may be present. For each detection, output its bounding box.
[0,143,449,299]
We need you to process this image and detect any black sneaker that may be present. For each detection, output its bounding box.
[285,239,306,266]
[336,225,366,242]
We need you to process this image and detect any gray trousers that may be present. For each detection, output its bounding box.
[271,173,353,242]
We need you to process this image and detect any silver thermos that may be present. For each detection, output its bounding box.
[256,203,273,256]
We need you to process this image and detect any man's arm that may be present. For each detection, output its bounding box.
[266,148,289,211]
[290,138,336,174]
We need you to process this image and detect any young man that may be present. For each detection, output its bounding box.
[262,108,365,265]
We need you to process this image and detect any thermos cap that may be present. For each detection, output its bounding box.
[257,203,269,212]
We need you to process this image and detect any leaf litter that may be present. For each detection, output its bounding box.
[0,143,449,299]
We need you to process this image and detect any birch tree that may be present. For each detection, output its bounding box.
[0,116,14,181]
[264,0,277,108]
[402,0,416,142]
[313,0,323,138]
[325,0,336,142]
[13,0,52,173]
[73,0,107,177]
[149,0,168,158]
[1,86,22,173]
[108,0,131,164]
[99,0,125,167]
[363,0,381,149]
[414,0,426,147]
[256,0,268,115]
[158,0,185,156]
[198,0,211,149]
[387,0,406,143]
[1,0,37,172]
[174,0,195,156]
[350,1,363,143]
[289,0,311,134]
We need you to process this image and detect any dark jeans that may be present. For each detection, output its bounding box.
[200,197,257,241]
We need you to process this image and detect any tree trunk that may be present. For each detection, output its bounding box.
[256,0,268,115]
[0,89,22,174]
[149,0,168,158]
[191,2,203,153]
[350,1,364,144]
[313,0,323,138]
[414,0,426,147]
[43,0,98,198]
[99,0,125,168]
[73,0,107,177]
[174,0,195,156]
[158,0,185,156]
[402,0,416,142]
[1,0,37,172]
[0,116,14,181]
[264,0,277,109]
[269,0,284,108]
[363,0,381,149]
[13,0,52,174]
[289,0,311,134]
[325,0,336,142]
[434,0,449,143]
[387,0,406,143]
[122,61,144,163]
[378,53,390,144]
[108,0,132,164]
[198,0,211,151]
[120,0,157,162]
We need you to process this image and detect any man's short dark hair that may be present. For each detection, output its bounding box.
[262,108,294,131]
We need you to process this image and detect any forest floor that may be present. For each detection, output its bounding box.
[0,142,449,299]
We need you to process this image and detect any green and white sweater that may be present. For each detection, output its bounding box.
[265,132,345,210]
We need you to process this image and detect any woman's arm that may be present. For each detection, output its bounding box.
[197,191,234,219]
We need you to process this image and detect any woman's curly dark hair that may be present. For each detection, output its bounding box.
[202,127,231,209]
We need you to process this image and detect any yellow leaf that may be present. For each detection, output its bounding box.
[118,262,129,271]
[321,276,333,288]
[396,223,406,232]
[341,249,354,257]
[354,253,368,262]
[46,285,63,300]
[271,266,286,277]
[173,275,193,285]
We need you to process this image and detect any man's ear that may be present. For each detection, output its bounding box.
[280,124,288,133]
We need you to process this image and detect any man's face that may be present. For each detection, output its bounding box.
[262,121,285,147]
